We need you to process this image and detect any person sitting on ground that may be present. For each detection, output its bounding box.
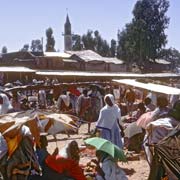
[90,150,127,180]
[144,100,180,166]
[123,102,146,124]
[144,97,156,112]
[151,95,170,121]
[44,140,86,180]
[1,125,40,180]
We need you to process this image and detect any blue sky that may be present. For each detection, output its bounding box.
[1,0,180,52]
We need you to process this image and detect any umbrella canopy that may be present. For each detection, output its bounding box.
[0,110,78,135]
[0,110,78,158]
[84,137,127,162]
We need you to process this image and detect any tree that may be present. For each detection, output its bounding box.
[72,34,82,51]
[94,30,102,53]
[110,39,116,57]
[100,40,110,57]
[117,0,170,71]
[31,39,43,52]
[1,46,7,53]
[21,44,29,52]
[117,25,136,63]
[81,30,110,57]
[158,48,180,69]
[45,27,55,52]
[82,30,95,51]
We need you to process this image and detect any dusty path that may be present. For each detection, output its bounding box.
[47,123,150,180]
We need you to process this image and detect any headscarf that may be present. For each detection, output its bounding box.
[96,94,121,130]
[104,94,115,106]
[59,140,79,162]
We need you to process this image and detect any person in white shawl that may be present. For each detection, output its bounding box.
[96,94,124,149]
[0,93,13,115]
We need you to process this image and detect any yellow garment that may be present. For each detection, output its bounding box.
[6,133,22,159]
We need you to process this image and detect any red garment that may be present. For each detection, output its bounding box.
[45,155,86,180]
[68,87,81,96]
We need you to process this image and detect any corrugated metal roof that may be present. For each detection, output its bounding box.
[0,66,36,72]
[149,59,171,65]
[155,59,171,64]
[66,50,124,64]
[44,52,71,58]
[62,59,78,63]
[103,57,124,64]
[66,50,103,62]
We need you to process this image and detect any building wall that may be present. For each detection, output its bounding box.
[109,63,127,72]
[148,63,171,73]
[37,57,64,70]
[63,62,80,70]
[85,62,106,71]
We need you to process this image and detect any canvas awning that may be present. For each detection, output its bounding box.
[0,67,36,73]
[36,71,144,77]
[113,79,180,95]
[36,70,180,79]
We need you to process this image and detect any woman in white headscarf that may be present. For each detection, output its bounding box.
[96,94,124,149]
[0,93,13,115]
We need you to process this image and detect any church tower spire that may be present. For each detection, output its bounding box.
[64,14,72,51]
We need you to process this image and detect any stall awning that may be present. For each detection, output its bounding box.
[113,79,180,95]
[36,70,180,78]
[0,67,36,73]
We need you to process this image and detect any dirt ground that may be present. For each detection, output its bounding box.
[47,122,150,180]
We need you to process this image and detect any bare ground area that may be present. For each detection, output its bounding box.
[47,122,150,180]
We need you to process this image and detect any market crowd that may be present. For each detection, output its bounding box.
[0,78,179,180]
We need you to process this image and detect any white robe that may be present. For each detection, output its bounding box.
[0,93,13,114]
[96,95,123,148]
[96,157,127,180]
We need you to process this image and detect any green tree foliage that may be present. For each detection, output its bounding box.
[81,30,110,57]
[21,44,29,52]
[72,34,82,51]
[82,30,95,51]
[1,46,7,53]
[45,27,55,52]
[110,39,116,57]
[117,25,136,61]
[117,0,170,70]
[31,39,43,52]
[159,48,180,61]
[159,48,180,67]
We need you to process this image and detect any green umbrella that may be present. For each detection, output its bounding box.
[84,137,127,162]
